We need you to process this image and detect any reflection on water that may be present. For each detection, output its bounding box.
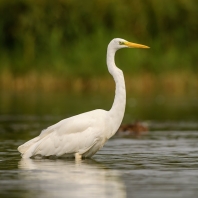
[18,159,126,198]
[1,91,198,122]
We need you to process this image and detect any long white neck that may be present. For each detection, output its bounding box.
[107,45,126,138]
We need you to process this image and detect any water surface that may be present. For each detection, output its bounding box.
[0,92,198,198]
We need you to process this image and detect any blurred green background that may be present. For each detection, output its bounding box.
[0,0,198,94]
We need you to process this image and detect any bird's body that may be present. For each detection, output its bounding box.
[18,38,149,159]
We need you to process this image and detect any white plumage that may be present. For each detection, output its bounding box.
[18,38,149,159]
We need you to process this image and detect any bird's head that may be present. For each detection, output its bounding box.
[109,38,150,51]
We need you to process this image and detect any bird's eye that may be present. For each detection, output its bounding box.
[119,41,125,45]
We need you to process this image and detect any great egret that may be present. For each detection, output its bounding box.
[18,38,149,159]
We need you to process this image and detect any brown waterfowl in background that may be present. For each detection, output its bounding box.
[117,121,148,137]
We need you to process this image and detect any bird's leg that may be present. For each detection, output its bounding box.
[75,153,82,161]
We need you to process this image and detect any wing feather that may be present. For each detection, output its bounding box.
[32,127,101,157]
[19,109,107,158]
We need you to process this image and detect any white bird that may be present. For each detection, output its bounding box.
[18,38,149,159]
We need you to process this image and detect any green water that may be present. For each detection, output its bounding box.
[1,91,198,121]
[0,91,198,198]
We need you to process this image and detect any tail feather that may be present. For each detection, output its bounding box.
[18,127,55,158]
[18,136,40,154]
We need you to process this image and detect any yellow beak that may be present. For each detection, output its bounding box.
[124,41,150,49]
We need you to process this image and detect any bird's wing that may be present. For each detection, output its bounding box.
[32,126,102,157]
[21,110,107,158]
